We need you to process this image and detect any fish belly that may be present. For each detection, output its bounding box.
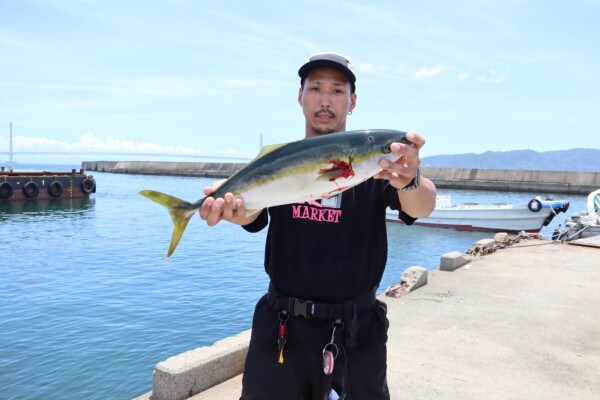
[239,168,374,212]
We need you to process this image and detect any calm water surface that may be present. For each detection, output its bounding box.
[0,163,588,399]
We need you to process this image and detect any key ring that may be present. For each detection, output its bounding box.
[322,342,339,360]
[322,342,338,375]
[323,319,343,375]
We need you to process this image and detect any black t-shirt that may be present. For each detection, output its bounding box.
[243,178,416,302]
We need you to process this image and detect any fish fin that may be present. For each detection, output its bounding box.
[317,158,355,182]
[316,170,341,182]
[139,190,198,258]
[255,143,287,158]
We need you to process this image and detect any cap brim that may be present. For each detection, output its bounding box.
[298,60,356,84]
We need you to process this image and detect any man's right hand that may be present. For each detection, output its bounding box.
[199,180,261,226]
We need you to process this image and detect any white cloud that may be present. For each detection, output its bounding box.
[358,63,374,73]
[0,132,250,158]
[0,77,210,98]
[475,69,507,83]
[0,30,57,55]
[0,76,288,101]
[413,65,444,78]
[357,62,415,80]
[457,72,469,81]
[223,78,288,88]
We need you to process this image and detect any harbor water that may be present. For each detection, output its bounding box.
[0,163,589,400]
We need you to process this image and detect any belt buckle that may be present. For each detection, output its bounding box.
[289,297,313,318]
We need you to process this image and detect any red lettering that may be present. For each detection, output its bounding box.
[318,209,327,221]
[332,210,342,223]
[310,207,319,220]
[301,206,310,219]
[327,210,336,222]
[291,204,342,223]
[292,205,302,218]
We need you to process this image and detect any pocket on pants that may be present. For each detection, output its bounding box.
[249,295,279,348]
[372,299,389,343]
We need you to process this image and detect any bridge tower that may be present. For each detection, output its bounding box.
[6,122,16,164]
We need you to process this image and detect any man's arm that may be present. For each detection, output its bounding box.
[199,179,263,226]
[374,132,437,218]
[396,178,437,218]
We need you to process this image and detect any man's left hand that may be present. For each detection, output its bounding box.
[374,132,424,189]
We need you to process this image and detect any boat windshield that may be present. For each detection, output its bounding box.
[587,189,600,214]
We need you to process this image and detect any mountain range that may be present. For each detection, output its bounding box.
[421,148,600,172]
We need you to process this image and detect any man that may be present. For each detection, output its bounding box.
[200,52,436,399]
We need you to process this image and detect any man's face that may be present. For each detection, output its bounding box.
[298,67,357,138]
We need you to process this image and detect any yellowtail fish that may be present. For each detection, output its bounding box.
[140,129,410,258]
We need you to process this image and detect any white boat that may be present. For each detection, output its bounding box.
[386,195,570,233]
[552,189,600,241]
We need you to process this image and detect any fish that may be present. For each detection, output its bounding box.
[140,129,411,258]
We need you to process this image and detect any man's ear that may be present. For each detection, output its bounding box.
[298,86,304,106]
[349,92,357,112]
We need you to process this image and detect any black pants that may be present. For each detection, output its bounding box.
[240,294,390,400]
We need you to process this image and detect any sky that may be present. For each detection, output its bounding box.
[1,0,599,163]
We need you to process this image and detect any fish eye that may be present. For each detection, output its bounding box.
[367,135,375,143]
[385,144,392,153]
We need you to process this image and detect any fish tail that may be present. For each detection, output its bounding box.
[139,190,200,258]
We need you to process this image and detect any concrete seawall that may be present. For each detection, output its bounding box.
[82,161,246,179]
[83,161,599,194]
[423,167,599,194]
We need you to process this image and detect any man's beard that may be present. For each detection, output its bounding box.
[311,125,336,135]
[310,108,338,135]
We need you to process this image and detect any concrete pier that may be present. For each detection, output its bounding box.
[133,241,600,400]
[83,161,599,194]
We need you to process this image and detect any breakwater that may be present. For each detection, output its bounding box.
[82,161,599,194]
[83,161,246,178]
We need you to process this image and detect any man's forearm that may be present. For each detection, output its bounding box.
[397,177,437,218]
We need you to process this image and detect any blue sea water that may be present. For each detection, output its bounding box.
[0,163,589,399]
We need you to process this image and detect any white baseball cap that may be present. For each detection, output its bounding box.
[298,52,356,92]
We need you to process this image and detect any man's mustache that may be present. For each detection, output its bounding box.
[315,108,335,118]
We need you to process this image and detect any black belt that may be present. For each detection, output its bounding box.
[267,283,376,320]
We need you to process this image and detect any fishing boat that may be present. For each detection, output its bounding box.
[0,167,96,201]
[386,195,569,233]
[552,189,600,241]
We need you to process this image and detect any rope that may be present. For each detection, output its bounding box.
[567,225,590,240]
[501,241,562,248]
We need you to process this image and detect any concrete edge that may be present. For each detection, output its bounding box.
[131,390,152,400]
[140,329,251,400]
